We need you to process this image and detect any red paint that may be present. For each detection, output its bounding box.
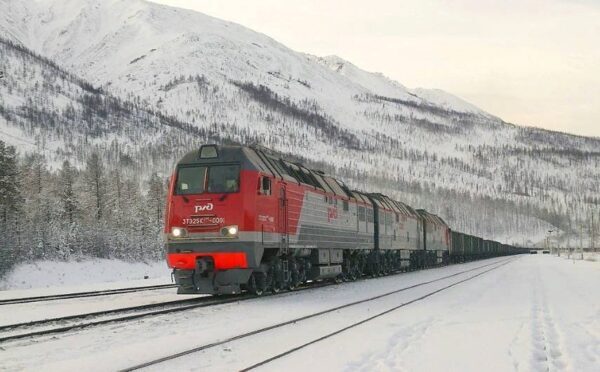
[166,169,302,238]
[167,252,248,270]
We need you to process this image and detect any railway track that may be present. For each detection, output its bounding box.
[0,294,243,344]
[121,257,516,371]
[0,281,334,344]
[0,284,178,306]
[241,258,516,371]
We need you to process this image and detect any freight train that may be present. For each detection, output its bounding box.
[164,145,527,295]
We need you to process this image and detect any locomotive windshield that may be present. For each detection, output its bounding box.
[207,165,240,193]
[175,164,240,195]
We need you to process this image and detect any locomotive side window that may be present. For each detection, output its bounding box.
[259,176,271,195]
[358,206,366,221]
[343,200,349,212]
[366,208,374,223]
[176,166,207,195]
[208,165,240,193]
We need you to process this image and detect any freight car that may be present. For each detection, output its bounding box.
[165,144,528,295]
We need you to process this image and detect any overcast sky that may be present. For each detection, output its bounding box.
[153,0,600,137]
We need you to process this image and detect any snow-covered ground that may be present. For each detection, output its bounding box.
[262,255,600,372]
[0,255,597,371]
[0,258,171,293]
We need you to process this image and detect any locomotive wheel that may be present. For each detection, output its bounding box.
[347,266,356,281]
[382,257,389,275]
[268,270,281,293]
[357,255,366,278]
[342,255,352,282]
[349,256,359,281]
[288,260,301,290]
[248,272,266,296]
[287,261,298,291]
[267,258,284,294]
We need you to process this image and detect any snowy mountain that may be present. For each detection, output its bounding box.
[0,37,232,171]
[1,0,599,247]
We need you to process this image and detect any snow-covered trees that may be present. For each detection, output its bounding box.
[58,160,77,225]
[0,141,22,274]
[83,152,106,222]
[0,141,170,275]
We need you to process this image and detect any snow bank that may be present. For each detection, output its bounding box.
[0,258,171,291]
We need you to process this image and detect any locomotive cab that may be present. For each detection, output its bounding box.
[165,145,271,295]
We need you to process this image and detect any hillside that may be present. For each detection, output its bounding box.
[1,0,599,248]
[0,36,231,273]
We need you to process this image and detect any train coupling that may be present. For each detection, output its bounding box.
[196,256,215,275]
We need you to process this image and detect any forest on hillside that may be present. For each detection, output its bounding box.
[0,140,165,276]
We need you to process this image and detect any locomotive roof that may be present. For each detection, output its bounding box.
[368,193,419,218]
[177,145,263,170]
[179,144,372,204]
[416,209,449,228]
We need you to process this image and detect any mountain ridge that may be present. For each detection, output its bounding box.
[1,0,599,248]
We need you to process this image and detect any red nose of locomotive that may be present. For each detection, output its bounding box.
[166,191,248,270]
[164,145,261,295]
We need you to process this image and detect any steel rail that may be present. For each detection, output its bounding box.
[0,284,178,306]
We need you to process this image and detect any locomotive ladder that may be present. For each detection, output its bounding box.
[279,185,290,281]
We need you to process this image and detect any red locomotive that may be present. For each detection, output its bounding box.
[164,144,525,295]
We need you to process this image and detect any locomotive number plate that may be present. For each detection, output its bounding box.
[183,217,225,226]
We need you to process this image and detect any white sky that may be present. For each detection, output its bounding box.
[152,0,600,137]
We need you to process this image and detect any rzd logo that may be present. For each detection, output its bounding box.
[194,203,214,213]
[327,207,338,222]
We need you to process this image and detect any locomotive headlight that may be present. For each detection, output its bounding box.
[221,225,239,237]
[171,227,188,238]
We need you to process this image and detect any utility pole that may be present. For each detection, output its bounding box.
[580,224,584,260]
[592,211,595,252]
[567,229,571,258]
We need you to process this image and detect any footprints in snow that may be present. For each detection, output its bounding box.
[529,288,570,371]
